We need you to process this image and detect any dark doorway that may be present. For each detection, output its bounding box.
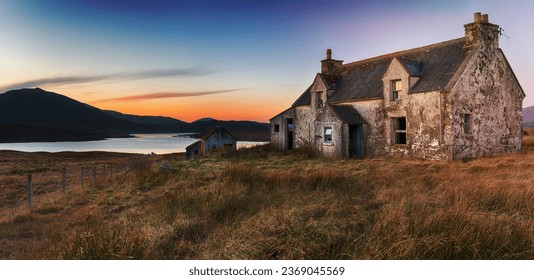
[286,118,294,150]
[349,125,364,158]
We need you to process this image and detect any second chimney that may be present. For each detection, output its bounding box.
[321,49,343,74]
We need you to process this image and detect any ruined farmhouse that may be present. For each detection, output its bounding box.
[185,126,237,159]
[270,13,525,160]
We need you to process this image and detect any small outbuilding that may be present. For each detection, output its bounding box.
[185,139,204,160]
[185,127,237,159]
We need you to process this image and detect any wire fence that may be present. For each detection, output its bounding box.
[18,160,145,208]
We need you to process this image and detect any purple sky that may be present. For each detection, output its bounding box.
[0,0,532,121]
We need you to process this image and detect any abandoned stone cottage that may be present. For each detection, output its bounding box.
[270,13,525,160]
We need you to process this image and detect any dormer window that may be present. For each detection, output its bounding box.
[391,80,402,101]
[316,91,324,108]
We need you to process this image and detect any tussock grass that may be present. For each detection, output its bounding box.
[0,140,534,259]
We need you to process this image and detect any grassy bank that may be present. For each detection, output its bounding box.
[0,138,533,259]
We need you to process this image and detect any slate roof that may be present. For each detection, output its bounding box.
[186,140,203,150]
[292,86,311,106]
[332,105,367,125]
[294,38,472,105]
[398,58,422,76]
[200,126,236,141]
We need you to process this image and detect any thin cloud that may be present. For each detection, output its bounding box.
[0,67,212,92]
[92,89,242,104]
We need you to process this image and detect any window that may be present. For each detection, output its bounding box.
[316,91,324,108]
[392,117,407,144]
[391,80,402,101]
[274,124,280,132]
[194,149,199,155]
[324,127,333,143]
[463,114,471,134]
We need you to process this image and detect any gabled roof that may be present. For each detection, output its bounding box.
[293,74,344,107]
[320,74,343,90]
[296,38,472,104]
[397,58,422,76]
[186,139,203,150]
[332,105,367,125]
[269,107,295,121]
[200,126,236,141]
[292,86,311,106]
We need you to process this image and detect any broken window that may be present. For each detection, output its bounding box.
[391,80,402,101]
[324,127,333,143]
[463,114,471,134]
[274,124,280,132]
[287,123,294,132]
[316,91,324,108]
[393,117,407,144]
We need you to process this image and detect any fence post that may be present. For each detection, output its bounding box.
[81,166,85,186]
[28,174,33,207]
[62,167,66,192]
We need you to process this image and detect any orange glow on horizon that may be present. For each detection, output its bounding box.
[90,99,289,123]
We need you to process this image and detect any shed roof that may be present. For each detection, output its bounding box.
[332,105,367,125]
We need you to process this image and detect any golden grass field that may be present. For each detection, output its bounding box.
[0,136,533,259]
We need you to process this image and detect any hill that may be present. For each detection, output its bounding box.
[0,88,269,142]
[523,105,534,126]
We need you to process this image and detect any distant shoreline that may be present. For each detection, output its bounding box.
[0,130,269,144]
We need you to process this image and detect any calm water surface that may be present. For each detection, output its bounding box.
[0,133,267,154]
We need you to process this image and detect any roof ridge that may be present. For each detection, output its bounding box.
[340,37,466,68]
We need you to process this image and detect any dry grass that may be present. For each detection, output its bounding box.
[0,138,534,260]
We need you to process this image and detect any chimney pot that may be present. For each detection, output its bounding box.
[326,49,332,60]
[474,12,482,22]
[481,14,489,23]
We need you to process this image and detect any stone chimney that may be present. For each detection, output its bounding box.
[321,49,343,74]
[464,12,500,49]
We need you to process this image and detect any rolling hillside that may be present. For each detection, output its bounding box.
[0,88,269,142]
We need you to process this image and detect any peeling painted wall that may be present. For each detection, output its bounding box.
[270,108,295,150]
[313,106,345,157]
[336,99,386,157]
[450,47,524,158]
[382,59,448,160]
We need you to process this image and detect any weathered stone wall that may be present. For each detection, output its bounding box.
[270,108,295,150]
[295,106,314,148]
[312,106,344,158]
[335,99,386,157]
[382,58,448,160]
[450,48,524,158]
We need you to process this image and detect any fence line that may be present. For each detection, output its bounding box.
[21,159,147,208]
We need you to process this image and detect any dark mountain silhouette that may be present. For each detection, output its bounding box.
[0,88,268,142]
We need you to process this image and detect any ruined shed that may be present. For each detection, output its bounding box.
[270,13,525,160]
[185,127,237,159]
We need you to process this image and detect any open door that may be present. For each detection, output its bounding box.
[349,124,364,158]
[286,118,294,150]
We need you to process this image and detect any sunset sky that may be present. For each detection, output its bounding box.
[0,0,532,122]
